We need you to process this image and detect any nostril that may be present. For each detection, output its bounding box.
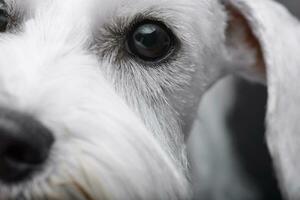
[4,143,45,165]
[0,143,42,183]
[0,109,54,184]
[4,144,32,164]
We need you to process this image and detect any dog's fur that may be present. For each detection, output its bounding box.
[0,0,299,199]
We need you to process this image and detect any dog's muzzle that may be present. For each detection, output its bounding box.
[0,108,54,184]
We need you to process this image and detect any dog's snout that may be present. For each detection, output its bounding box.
[0,109,54,184]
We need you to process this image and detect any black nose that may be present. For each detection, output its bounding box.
[0,109,54,184]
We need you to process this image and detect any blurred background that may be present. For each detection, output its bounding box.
[188,1,300,200]
[277,0,300,17]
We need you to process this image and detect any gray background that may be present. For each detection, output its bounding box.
[277,0,300,18]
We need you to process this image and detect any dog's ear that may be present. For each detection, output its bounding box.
[223,0,299,85]
[223,0,267,83]
[222,0,300,198]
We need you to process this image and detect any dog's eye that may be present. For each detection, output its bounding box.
[0,8,8,32]
[126,21,175,62]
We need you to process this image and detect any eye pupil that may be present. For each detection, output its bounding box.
[134,26,158,47]
[127,22,174,61]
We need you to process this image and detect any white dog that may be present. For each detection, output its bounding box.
[0,0,298,199]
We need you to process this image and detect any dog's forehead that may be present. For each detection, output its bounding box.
[5,0,193,11]
[4,0,213,21]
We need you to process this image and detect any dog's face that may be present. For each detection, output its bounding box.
[0,0,283,199]
[0,0,232,199]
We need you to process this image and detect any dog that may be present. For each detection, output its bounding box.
[0,0,298,199]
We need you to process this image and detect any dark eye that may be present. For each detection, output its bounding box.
[0,8,8,32]
[126,21,175,62]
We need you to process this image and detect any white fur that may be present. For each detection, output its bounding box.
[0,0,298,199]
[0,0,228,199]
[0,0,193,199]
